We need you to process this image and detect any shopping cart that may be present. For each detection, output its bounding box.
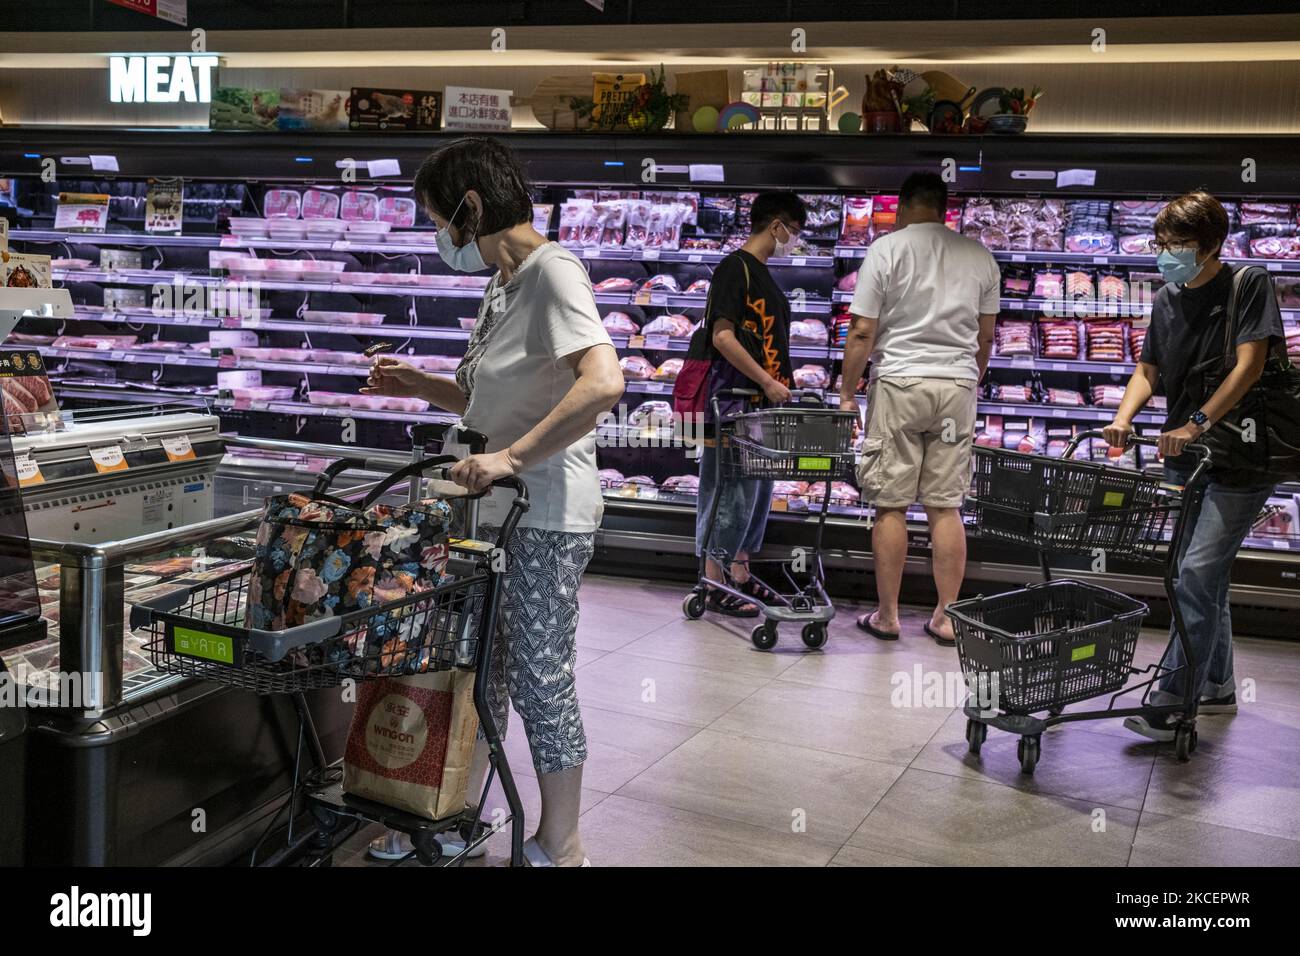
[683,388,858,650]
[948,429,1211,773]
[128,445,531,867]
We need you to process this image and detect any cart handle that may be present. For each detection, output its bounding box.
[1063,427,1211,463]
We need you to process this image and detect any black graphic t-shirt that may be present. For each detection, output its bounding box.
[707,250,794,387]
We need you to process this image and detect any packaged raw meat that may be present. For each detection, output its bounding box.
[302,189,341,220]
[840,197,873,246]
[1118,234,1157,255]
[1223,231,1250,259]
[1038,319,1082,359]
[660,474,700,495]
[614,475,657,498]
[792,364,829,389]
[995,320,1034,357]
[1085,321,1129,362]
[404,354,461,372]
[641,274,681,293]
[1046,388,1085,407]
[52,334,138,350]
[684,278,711,295]
[132,340,191,353]
[1251,236,1300,259]
[1066,270,1095,300]
[598,468,625,489]
[593,276,637,292]
[836,270,859,293]
[990,383,1034,403]
[1064,232,1115,254]
[558,200,592,246]
[641,314,694,338]
[378,196,417,228]
[652,358,684,382]
[771,480,810,510]
[264,189,302,219]
[341,191,379,222]
[307,391,353,407]
[1097,273,1128,301]
[620,355,656,380]
[597,202,628,249]
[230,386,296,403]
[789,319,829,344]
[1002,265,1033,298]
[623,201,651,250]
[1033,270,1064,299]
[1090,385,1127,408]
[628,401,674,427]
[602,312,639,335]
[806,481,859,505]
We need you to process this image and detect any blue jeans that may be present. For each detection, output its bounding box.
[1150,465,1276,706]
[695,443,773,562]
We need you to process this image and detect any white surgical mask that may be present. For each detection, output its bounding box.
[772,222,798,259]
[436,194,487,273]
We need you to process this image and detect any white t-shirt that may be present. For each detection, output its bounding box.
[849,222,1000,381]
[459,242,613,533]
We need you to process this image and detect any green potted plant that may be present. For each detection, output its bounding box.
[568,65,688,132]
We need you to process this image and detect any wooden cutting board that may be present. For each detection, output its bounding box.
[516,75,594,130]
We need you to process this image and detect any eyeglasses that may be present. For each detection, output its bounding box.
[1151,238,1196,255]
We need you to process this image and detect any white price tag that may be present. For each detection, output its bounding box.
[1109,365,1126,374]
[1092,256,1109,264]
[251,401,270,411]
[645,382,666,392]
[1011,254,1026,262]
[645,335,670,350]
[1052,363,1068,371]
[687,254,703,263]
[1267,263,1284,271]
[1052,409,1069,418]
[90,444,127,473]
[791,257,806,266]
[1005,301,1024,310]
[15,454,43,487]
[109,350,125,362]
[650,293,667,306]
[642,248,660,261]
[161,435,196,462]
[1270,538,1289,550]
[367,159,403,178]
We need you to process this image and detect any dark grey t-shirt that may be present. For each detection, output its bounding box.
[1139,263,1284,475]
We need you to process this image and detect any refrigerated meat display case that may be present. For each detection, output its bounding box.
[2,128,1297,635]
[8,434,412,865]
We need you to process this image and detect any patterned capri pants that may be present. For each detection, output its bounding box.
[479,524,595,775]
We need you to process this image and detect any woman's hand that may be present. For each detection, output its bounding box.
[449,449,523,494]
[1102,418,1134,449]
[362,357,427,398]
[1158,423,1202,459]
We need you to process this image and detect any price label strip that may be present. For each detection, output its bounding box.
[90,444,129,474]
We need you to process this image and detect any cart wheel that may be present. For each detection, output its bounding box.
[413,831,442,867]
[751,622,778,650]
[1174,723,1198,762]
[800,623,828,649]
[309,804,339,834]
[682,591,706,620]
[965,719,987,755]
[1017,734,1041,775]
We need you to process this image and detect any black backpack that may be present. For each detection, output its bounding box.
[1196,265,1300,480]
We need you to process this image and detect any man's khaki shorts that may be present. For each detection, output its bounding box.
[857,376,978,509]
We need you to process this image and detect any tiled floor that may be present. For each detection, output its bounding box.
[337,573,1300,868]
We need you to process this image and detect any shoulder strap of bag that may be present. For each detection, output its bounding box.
[1222,264,1290,372]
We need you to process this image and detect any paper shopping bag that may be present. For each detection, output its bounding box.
[343,669,479,821]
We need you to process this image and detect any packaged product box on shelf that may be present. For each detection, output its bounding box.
[278,90,350,131]
[1,250,51,289]
[349,88,442,131]
[209,87,281,131]
[0,349,59,435]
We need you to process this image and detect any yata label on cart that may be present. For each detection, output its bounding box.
[109,54,219,104]
[173,626,234,664]
[1102,491,1127,508]
[797,456,832,472]
[49,886,151,936]
[1071,643,1097,662]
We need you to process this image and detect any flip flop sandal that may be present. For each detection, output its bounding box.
[925,622,956,647]
[737,576,779,606]
[706,588,760,618]
[522,837,590,867]
[856,613,900,641]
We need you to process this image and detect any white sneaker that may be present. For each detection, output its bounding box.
[366,827,488,861]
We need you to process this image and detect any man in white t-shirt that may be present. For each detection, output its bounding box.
[839,171,999,646]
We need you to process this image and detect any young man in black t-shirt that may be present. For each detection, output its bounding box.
[1103,191,1284,741]
[695,192,804,616]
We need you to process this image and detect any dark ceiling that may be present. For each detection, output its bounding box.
[10,0,1300,31]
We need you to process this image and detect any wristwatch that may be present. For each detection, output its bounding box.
[1188,409,1210,432]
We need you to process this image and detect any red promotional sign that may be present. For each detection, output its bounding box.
[105,0,188,26]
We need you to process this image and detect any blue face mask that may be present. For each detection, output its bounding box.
[436,195,487,273]
[1156,247,1205,286]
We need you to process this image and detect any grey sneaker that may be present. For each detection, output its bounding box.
[1199,692,1237,715]
[1123,713,1178,743]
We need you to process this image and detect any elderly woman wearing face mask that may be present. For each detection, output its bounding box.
[362,136,624,866]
